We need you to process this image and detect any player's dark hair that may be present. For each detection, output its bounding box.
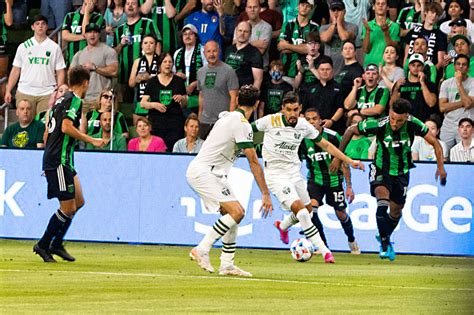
[391,99,412,114]
[454,54,470,66]
[68,66,90,87]
[282,91,299,106]
[304,107,320,116]
[238,85,260,107]
[458,117,473,127]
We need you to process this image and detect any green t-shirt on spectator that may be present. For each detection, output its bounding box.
[361,18,400,67]
[1,121,45,148]
[344,136,372,160]
[444,57,474,80]
[86,131,127,151]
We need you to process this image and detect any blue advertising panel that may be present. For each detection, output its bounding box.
[0,149,473,256]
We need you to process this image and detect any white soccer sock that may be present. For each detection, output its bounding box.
[220,224,238,267]
[296,209,329,255]
[197,214,237,252]
[280,212,299,231]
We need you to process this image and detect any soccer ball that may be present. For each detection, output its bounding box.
[290,238,314,262]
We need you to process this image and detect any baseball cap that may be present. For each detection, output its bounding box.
[182,23,198,34]
[299,0,315,6]
[85,23,101,33]
[365,63,378,73]
[408,53,425,65]
[450,34,471,46]
[449,18,467,28]
[30,14,48,26]
[330,0,345,10]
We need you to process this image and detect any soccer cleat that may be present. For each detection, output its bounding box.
[33,243,56,263]
[218,265,253,277]
[386,244,396,261]
[324,252,335,263]
[348,241,361,255]
[50,245,76,262]
[189,247,215,273]
[274,220,289,244]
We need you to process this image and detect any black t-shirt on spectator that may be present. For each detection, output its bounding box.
[405,26,448,66]
[260,80,293,116]
[399,80,437,122]
[334,61,364,100]
[311,0,329,26]
[225,44,263,87]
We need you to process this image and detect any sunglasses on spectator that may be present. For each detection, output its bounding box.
[102,94,113,100]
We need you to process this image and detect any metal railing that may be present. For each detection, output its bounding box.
[0,102,10,132]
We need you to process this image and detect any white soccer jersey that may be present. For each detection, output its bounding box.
[190,110,254,175]
[254,113,321,170]
[13,37,66,96]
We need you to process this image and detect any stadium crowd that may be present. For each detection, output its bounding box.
[0,0,473,162]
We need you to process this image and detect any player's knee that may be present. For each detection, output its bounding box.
[335,209,348,221]
[376,199,390,215]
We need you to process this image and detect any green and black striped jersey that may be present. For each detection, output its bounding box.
[62,11,105,66]
[139,0,184,53]
[279,19,319,78]
[43,92,83,171]
[358,116,428,176]
[396,6,422,31]
[356,86,390,118]
[113,17,161,84]
[301,128,343,188]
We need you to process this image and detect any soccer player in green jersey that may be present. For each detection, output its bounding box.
[333,99,447,261]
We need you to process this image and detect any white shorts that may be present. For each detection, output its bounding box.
[264,165,310,211]
[186,163,237,213]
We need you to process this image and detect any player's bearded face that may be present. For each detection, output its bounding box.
[282,102,301,124]
[389,111,408,131]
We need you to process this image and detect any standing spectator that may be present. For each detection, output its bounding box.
[334,40,364,100]
[319,1,357,76]
[86,111,127,151]
[173,24,206,116]
[41,0,72,32]
[444,35,474,79]
[184,0,225,54]
[71,23,118,112]
[258,59,293,117]
[128,117,167,152]
[173,113,204,153]
[445,18,470,60]
[342,0,371,53]
[396,0,424,38]
[225,21,263,89]
[404,2,448,70]
[440,54,474,150]
[379,45,405,90]
[344,64,390,119]
[242,0,272,69]
[140,52,187,151]
[361,0,400,67]
[344,113,372,159]
[278,0,319,86]
[449,118,474,162]
[104,0,127,47]
[221,0,241,46]
[412,116,449,161]
[62,0,105,67]
[294,32,323,100]
[0,0,12,92]
[4,15,66,115]
[197,40,239,139]
[1,99,45,148]
[440,1,474,42]
[403,36,437,84]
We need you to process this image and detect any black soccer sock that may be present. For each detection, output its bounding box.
[51,216,73,248]
[311,207,327,247]
[37,210,68,249]
[340,215,355,243]
[376,199,391,250]
[386,213,401,237]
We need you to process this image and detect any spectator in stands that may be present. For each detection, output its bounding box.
[361,0,400,67]
[226,21,264,89]
[440,54,474,150]
[378,45,405,91]
[444,35,474,79]
[278,0,319,86]
[36,84,70,125]
[403,36,437,83]
[128,117,167,152]
[221,0,241,47]
[82,89,129,138]
[129,34,160,124]
[412,116,448,161]
[173,24,206,117]
[114,0,161,104]
[302,56,345,134]
[258,59,293,117]
[0,0,12,102]
[141,52,187,151]
[334,40,364,100]
[450,117,474,162]
[71,23,118,113]
[5,15,66,115]
[86,111,127,151]
[440,1,474,42]
[344,112,372,159]
[1,99,45,148]
[104,0,127,47]
[404,2,448,71]
[342,0,371,53]
[184,0,225,53]
[344,64,390,119]
[396,0,424,38]
[319,1,357,76]
[197,40,239,139]
[172,113,204,153]
[391,54,437,123]
[62,0,105,67]
[295,32,323,100]
[41,0,71,32]
[445,18,470,60]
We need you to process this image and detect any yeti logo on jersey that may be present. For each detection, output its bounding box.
[383,135,410,148]
[282,187,291,195]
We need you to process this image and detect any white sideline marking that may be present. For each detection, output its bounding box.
[1,269,472,292]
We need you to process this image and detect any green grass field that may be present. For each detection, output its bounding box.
[1,239,473,314]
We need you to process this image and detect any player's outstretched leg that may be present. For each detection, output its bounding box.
[274,212,298,244]
[336,210,360,255]
[219,225,252,277]
[310,208,327,247]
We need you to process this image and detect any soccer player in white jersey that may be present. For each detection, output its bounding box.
[252,92,365,263]
[186,85,272,277]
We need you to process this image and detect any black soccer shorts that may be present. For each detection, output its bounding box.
[45,165,77,201]
[307,181,348,211]
[369,163,409,205]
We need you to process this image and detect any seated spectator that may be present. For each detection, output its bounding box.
[1,99,45,148]
[412,116,448,161]
[295,31,323,100]
[344,112,372,159]
[128,117,167,152]
[403,36,437,83]
[444,35,474,79]
[334,40,364,100]
[258,59,293,117]
[104,0,127,47]
[140,52,187,151]
[81,89,129,138]
[86,111,127,151]
[172,113,204,153]
[378,45,405,91]
[440,1,474,42]
[449,117,473,162]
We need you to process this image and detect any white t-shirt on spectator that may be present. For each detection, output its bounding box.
[411,136,449,161]
[449,140,474,162]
